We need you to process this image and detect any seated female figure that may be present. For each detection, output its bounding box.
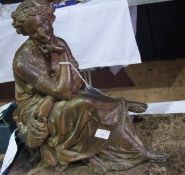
[11,1,165,174]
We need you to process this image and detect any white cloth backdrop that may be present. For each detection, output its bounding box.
[109,5,137,75]
[0,0,140,83]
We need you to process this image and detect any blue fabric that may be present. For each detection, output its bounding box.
[53,0,77,9]
[1,0,21,4]
[1,102,17,133]
[0,102,17,153]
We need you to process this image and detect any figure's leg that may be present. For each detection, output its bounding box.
[127,100,148,113]
[120,100,166,163]
[122,117,166,163]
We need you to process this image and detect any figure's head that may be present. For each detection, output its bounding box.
[12,0,56,44]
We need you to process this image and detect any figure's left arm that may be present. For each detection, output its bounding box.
[50,38,84,93]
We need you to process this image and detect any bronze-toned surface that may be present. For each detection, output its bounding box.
[7,114,185,175]
[11,0,165,174]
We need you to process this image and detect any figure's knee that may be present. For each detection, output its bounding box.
[73,94,94,107]
[52,101,67,113]
[51,97,94,116]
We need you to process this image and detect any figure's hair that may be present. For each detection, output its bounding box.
[11,0,55,35]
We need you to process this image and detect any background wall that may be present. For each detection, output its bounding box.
[136,0,185,60]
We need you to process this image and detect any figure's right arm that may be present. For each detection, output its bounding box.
[13,57,73,100]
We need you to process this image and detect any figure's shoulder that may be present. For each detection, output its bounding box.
[14,39,32,60]
[13,39,34,73]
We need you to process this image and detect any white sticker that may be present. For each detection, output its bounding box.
[95,129,110,140]
[0,130,17,175]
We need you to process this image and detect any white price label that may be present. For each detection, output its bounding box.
[95,129,110,140]
[0,130,17,175]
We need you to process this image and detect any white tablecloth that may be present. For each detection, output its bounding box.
[0,0,140,83]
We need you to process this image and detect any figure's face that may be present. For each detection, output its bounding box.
[23,15,53,44]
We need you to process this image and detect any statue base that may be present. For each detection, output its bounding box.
[7,114,185,175]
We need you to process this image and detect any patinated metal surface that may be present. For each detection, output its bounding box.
[11,0,165,174]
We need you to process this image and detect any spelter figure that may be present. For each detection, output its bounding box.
[11,1,165,174]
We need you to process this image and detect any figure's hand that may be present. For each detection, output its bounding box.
[27,117,49,148]
[39,44,53,55]
[28,117,49,139]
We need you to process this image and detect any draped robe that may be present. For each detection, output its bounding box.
[13,38,148,174]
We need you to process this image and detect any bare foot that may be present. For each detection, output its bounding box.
[127,101,148,113]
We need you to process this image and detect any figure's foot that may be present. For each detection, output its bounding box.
[127,101,148,113]
[146,151,166,163]
[24,150,41,171]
